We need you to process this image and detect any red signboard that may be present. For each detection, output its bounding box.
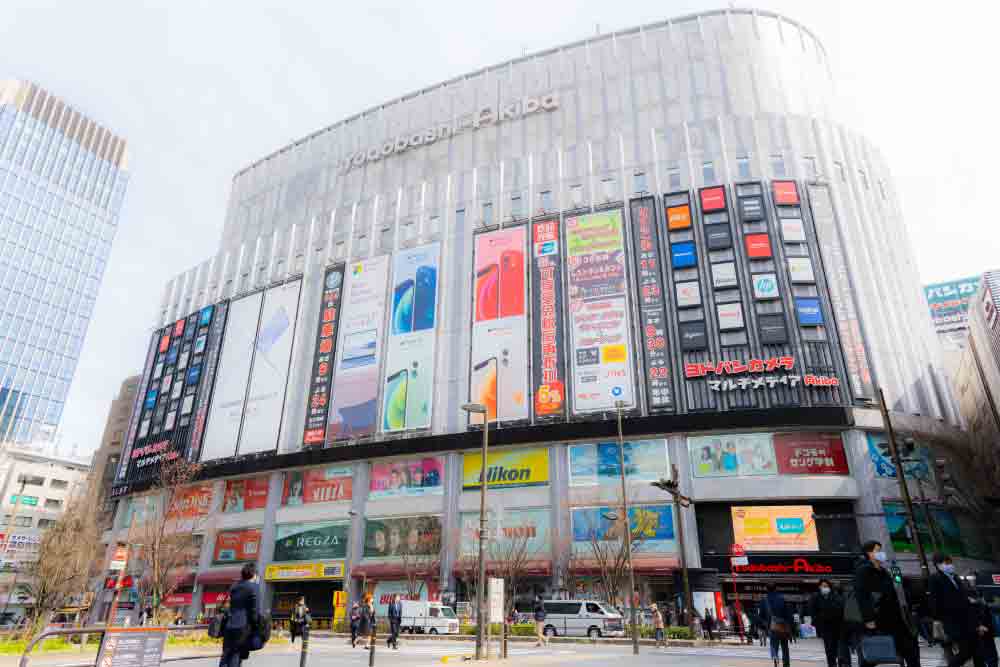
[772,181,800,205]
[773,433,849,475]
[744,233,772,259]
[733,557,833,574]
[202,591,230,605]
[167,484,214,519]
[700,186,726,212]
[212,528,261,564]
[222,477,269,513]
[282,467,352,506]
[164,593,193,607]
[104,576,135,590]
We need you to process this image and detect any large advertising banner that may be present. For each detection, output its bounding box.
[459,508,551,556]
[368,457,443,499]
[461,447,550,490]
[866,432,932,482]
[201,292,264,462]
[166,484,213,519]
[327,257,390,442]
[382,243,441,432]
[530,218,567,421]
[273,521,349,562]
[883,501,964,555]
[565,210,636,414]
[118,330,159,481]
[630,197,672,410]
[773,433,849,475]
[469,227,529,425]
[568,440,669,486]
[189,300,229,463]
[212,528,262,564]
[689,433,777,478]
[238,280,303,456]
[924,276,980,333]
[731,506,819,552]
[806,184,874,400]
[282,466,353,506]
[222,476,269,513]
[302,265,346,446]
[371,580,440,617]
[363,515,442,558]
[571,504,676,554]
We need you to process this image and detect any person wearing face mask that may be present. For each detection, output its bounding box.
[929,552,980,667]
[853,540,920,667]
[810,579,849,667]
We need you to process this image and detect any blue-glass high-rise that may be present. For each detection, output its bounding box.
[0,80,129,444]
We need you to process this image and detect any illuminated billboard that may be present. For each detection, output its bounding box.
[731,505,818,552]
[530,218,567,420]
[302,265,346,446]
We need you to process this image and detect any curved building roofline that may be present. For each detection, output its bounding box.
[233,7,824,181]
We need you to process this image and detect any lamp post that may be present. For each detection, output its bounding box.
[462,403,489,661]
[614,400,639,656]
[652,466,695,634]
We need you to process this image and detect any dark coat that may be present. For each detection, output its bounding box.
[358,604,375,635]
[761,592,792,624]
[388,601,402,623]
[809,590,845,638]
[223,579,259,659]
[853,560,908,635]
[533,600,546,621]
[929,571,974,641]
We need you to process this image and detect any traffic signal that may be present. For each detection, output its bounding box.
[890,565,902,584]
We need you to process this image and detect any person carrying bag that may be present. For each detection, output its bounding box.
[853,540,919,667]
[762,583,792,667]
[290,597,310,644]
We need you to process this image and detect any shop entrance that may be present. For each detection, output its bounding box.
[271,580,343,627]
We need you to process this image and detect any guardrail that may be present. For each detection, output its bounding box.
[19,624,213,667]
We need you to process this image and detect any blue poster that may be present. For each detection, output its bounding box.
[670,241,697,269]
[568,440,669,486]
[866,433,931,482]
[571,504,676,553]
[796,298,823,326]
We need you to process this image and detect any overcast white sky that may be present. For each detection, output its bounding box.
[3,0,998,457]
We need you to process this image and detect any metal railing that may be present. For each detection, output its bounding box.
[19,624,213,667]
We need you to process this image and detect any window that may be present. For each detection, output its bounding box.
[834,161,846,183]
[633,172,648,194]
[429,607,440,618]
[13,516,31,527]
[569,184,584,207]
[858,169,870,190]
[702,161,716,184]
[37,518,54,529]
[481,202,493,226]
[16,475,44,486]
[44,498,61,510]
[667,165,681,189]
[427,215,441,236]
[538,190,553,212]
[770,154,786,177]
[803,156,818,179]
[586,603,604,615]
[509,194,523,219]
[10,495,38,506]
[49,479,68,490]
[736,154,751,179]
[544,602,582,615]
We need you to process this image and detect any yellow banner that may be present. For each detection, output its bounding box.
[265,561,344,581]
[333,590,347,623]
[462,447,550,489]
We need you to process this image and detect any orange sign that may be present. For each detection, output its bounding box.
[666,204,692,230]
[167,484,214,519]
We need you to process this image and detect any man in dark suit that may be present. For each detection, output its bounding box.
[929,552,978,667]
[221,562,259,667]
[387,594,402,649]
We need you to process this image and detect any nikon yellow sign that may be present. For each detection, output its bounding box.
[462,447,550,490]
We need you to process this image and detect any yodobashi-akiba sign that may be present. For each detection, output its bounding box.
[339,93,559,172]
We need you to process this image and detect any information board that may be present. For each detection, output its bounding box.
[96,628,166,667]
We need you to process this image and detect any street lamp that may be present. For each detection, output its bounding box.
[462,402,489,661]
[613,400,639,656]
[651,466,695,635]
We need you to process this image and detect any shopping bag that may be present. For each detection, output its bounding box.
[858,634,901,665]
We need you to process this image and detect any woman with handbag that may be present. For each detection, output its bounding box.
[853,540,921,667]
[761,583,793,667]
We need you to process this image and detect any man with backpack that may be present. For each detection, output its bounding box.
[219,562,260,667]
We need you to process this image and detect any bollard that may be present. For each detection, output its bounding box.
[502,622,507,659]
[368,630,376,667]
[299,625,309,667]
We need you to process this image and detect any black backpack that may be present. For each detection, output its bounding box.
[207,608,228,639]
[249,612,272,651]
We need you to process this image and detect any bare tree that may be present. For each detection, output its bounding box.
[488,523,544,618]
[580,507,649,609]
[398,517,442,601]
[129,459,203,623]
[18,489,101,637]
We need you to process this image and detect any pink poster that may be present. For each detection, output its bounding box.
[369,457,443,499]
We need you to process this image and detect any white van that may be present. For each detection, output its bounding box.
[540,600,625,638]
[399,600,460,635]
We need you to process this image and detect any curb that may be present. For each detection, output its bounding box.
[306,632,753,649]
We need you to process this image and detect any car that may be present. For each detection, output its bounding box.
[539,600,624,638]
[398,600,459,635]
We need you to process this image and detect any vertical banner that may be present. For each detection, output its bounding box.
[565,210,636,414]
[805,184,874,401]
[189,301,229,463]
[469,227,529,425]
[117,330,160,481]
[302,265,346,446]
[630,197,673,411]
[382,243,441,432]
[201,292,264,462]
[530,218,567,421]
[238,280,303,456]
[326,257,390,442]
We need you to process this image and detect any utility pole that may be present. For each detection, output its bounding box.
[652,466,694,634]
[614,401,638,655]
[877,387,929,581]
[461,403,489,661]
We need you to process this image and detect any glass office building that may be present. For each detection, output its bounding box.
[0,80,130,444]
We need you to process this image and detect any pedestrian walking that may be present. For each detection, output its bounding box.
[289,597,310,644]
[358,594,376,649]
[220,562,259,667]
[761,583,792,667]
[810,579,849,667]
[651,604,665,648]
[972,595,998,667]
[703,609,716,640]
[929,552,979,667]
[138,606,151,626]
[853,540,920,667]
[349,602,361,647]
[387,594,402,649]
[533,595,548,647]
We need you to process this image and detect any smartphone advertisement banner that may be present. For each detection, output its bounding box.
[238,280,303,456]
[382,243,440,432]
[530,218,567,421]
[565,209,636,414]
[327,257,390,442]
[469,227,529,425]
[188,301,228,463]
[630,197,672,410]
[302,265,346,446]
[201,292,264,462]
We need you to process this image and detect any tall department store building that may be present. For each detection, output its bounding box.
[104,9,996,623]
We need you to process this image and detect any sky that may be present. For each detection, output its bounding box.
[2,0,998,457]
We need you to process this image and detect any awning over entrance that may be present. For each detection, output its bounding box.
[195,568,242,586]
[568,556,679,575]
